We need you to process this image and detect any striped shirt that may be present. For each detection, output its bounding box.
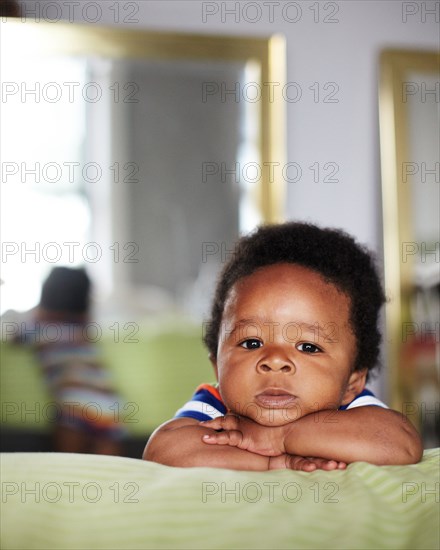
[175,383,388,422]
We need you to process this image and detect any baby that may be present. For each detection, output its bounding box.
[143,222,423,470]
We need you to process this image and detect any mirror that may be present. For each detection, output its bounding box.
[0,21,286,321]
[379,49,439,446]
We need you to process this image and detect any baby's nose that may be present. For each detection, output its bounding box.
[256,355,295,374]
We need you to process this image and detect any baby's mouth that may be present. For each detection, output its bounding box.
[255,389,297,408]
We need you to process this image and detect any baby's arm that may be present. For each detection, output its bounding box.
[144,418,342,471]
[283,406,423,465]
[202,407,423,465]
[143,417,270,470]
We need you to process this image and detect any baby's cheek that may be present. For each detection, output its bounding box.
[300,380,343,412]
[216,381,237,410]
[220,388,252,418]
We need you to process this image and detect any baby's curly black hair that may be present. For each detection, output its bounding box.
[203,222,386,377]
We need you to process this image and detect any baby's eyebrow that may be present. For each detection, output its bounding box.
[227,319,329,336]
[227,318,262,335]
[301,322,326,333]
[221,318,266,340]
[235,317,263,326]
[235,318,327,331]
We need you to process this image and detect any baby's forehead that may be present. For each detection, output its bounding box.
[228,263,342,299]
[224,265,350,317]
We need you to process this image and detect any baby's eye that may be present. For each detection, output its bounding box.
[297,342,321,353]
[240,339,262,350]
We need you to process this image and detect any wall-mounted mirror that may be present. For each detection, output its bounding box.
[379,49,439,447]
[0,21,286,321]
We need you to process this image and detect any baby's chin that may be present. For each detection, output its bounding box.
[241,408,306,427]
[252,403,342,425]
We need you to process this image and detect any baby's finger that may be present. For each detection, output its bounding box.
[287,456,317,472]
[200,414,239,431]
[319,459,347,470]
[199,418,223,430]
[202,430,243,448]
[300,460,318,472]
[305,457,347,471]
[318,460,340,471]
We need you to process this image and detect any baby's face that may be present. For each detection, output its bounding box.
[212,263,364,426]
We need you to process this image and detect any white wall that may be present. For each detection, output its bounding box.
[19,0,438,250]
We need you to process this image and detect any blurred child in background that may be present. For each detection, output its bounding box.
[24,267,127,455]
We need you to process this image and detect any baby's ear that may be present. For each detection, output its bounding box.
[208,353,219,380]
[341,368,368,405]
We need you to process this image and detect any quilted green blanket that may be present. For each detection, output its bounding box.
[1,449,439,549]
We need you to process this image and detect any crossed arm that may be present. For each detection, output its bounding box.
[143,407,423,471]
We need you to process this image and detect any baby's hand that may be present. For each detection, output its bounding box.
[269,454,347,471]
[200,414,285,456]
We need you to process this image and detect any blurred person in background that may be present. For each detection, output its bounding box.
[18,267,127,455]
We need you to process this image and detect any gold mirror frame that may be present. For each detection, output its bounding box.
[0,20,286,224]
[379,49,439,426]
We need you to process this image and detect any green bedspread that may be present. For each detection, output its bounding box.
[1,449,439,549]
